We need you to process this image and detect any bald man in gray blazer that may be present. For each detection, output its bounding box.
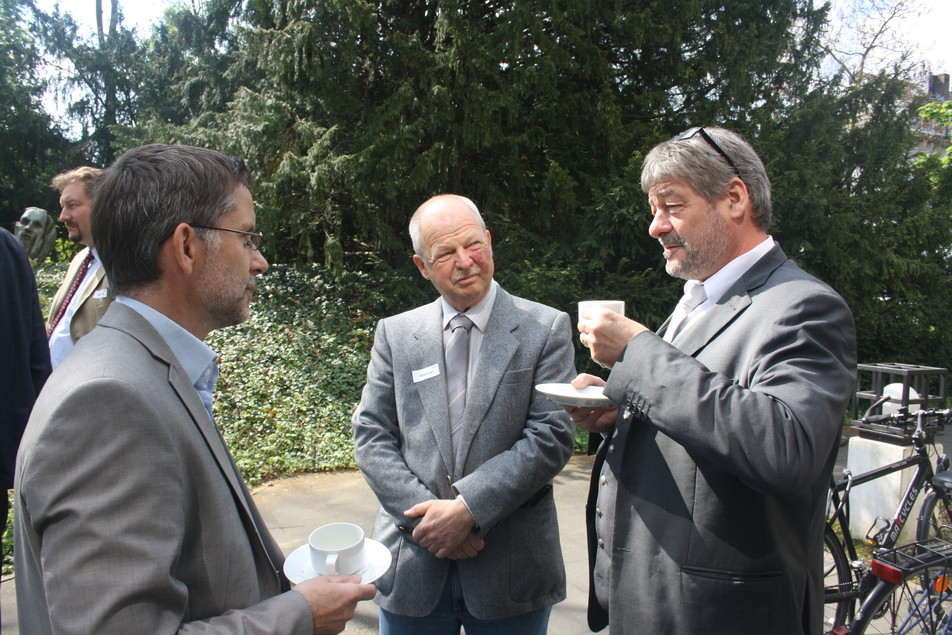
[353,195,575,634]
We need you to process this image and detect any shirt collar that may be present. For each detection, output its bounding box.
[440,279,497,333]
[115,295,218,387]
[695,236,774,306]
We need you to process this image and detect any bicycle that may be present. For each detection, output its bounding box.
[824,400,952,633]
[838,537,952,634]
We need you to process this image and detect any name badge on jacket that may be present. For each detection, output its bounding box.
[412,364,440,383]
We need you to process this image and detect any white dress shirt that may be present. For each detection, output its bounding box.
[49,248,103,368]
[676,236,775,337]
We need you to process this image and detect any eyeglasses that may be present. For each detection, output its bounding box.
[190,225,264,251]
[676,127,743,181]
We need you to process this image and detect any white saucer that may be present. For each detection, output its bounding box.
[536,383,611,407]
[284,538,392,585]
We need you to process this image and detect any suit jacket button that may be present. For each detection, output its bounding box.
[596,507,603,517]
[600,474,607,485]
[598,539,605,549]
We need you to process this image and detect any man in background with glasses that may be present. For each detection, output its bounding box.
[569,127,857,634]
[15,144,375,634]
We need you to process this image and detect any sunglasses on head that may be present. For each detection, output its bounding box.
[676,127,743,181]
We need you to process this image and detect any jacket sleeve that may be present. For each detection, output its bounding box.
[16,377,313,635]
[352,318,441,525]
[605,285,856,498]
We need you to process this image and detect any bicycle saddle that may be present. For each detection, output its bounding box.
[931,470,952,493]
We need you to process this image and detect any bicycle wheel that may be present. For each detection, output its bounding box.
[918,490,952,543]
[848,567,952,634]
[826,524,856,630]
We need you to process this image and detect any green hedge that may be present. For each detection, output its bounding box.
[208,265,388,484]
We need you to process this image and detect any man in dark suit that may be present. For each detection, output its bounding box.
[569,127,857,634]
[16,144,375,634]
[352,194,576,633]
[46,166,113,368]
[0,227,51,567]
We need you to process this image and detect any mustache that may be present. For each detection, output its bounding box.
[660,234,685,260]
[660,235,685,248]
[452,266,481,283]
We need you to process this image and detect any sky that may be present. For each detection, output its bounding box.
[36,0,952,74]
[898,1,952,74]
[828,0,952,76]
[35,0,174,37]
[33,0,952,98]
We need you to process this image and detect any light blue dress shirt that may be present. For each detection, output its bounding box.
[115,296,219,421]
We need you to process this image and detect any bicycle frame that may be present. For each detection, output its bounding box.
[827,445,937,559]
[825,406,952,633]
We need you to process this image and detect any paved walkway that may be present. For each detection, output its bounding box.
[1,454,596,635]
[0,430,884,634]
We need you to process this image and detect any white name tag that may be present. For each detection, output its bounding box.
[93,289,108,299]
[412,364,440,383]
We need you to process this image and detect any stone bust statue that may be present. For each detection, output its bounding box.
[15,207,57,262]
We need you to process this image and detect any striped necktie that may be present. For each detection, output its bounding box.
[445,314,474,455]
[48,250,95,337]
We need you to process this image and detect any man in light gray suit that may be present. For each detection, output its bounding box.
[352,194,576,634]
[15,144,375,634]
[569,127,856,634]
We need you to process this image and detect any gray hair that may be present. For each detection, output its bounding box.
[91,144,253,295]
[641,127,772,231]
[408,194,486,256]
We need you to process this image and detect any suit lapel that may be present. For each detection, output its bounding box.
[166,366,249,509]
[164,349,287,578]
[454,290,520,472]
[675,292,750,355]
[48,249,88,321]
[409,301,456,476]
[675,245,788,355]
[105,304,285,581]
[74,266,106,308]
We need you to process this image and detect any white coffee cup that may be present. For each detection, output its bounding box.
[578,300,625,321]
[308,522,366,576]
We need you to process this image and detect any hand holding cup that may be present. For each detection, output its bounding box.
[577,300,645,367]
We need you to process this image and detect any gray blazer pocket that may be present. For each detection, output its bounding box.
[501,367,533,385]
[679,565,783,629]
[374,536,402,596]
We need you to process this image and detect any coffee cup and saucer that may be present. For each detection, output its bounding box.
[535,300,626,408]
[283,522,392,584]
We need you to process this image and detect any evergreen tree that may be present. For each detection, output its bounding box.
[33,0,144,164]
[0,0,74,230]
[129,0,827,282]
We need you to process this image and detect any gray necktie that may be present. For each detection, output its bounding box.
[445,313,474,454]
[664,282,707,342]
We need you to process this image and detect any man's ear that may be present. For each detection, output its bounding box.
[413,253,431,280]
[726,178,750,222]
[162,222,200,276]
